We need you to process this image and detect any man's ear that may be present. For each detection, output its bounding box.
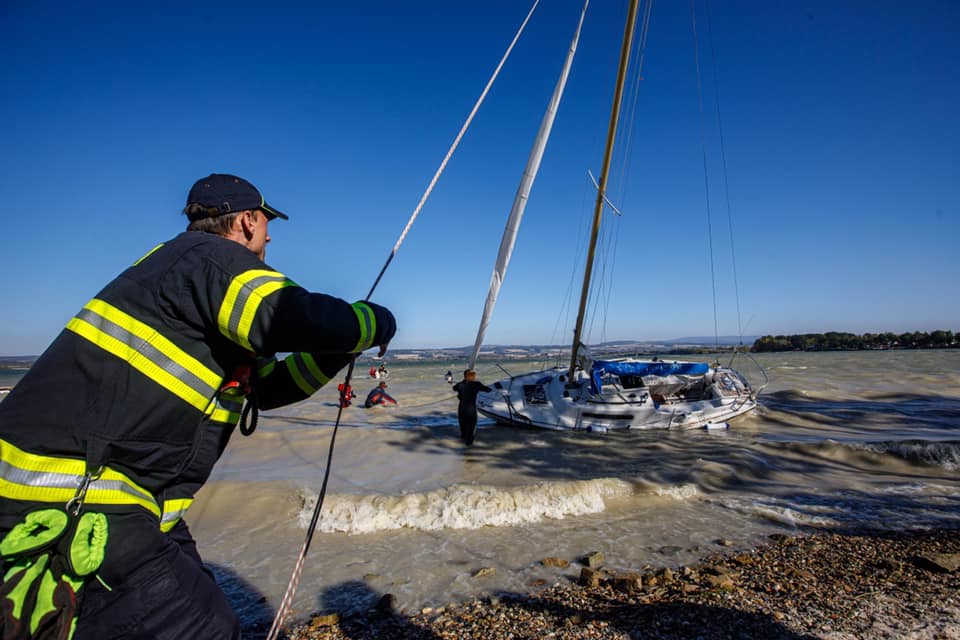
[238,209,257,238]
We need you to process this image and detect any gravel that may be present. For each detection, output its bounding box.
[276,528,960,640]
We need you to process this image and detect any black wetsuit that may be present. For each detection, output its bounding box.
[453,380,492,445]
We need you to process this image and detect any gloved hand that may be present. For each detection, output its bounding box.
[363,301,396,357]
[1,509,108,640]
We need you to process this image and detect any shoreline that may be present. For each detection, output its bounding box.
[277,527,960,640]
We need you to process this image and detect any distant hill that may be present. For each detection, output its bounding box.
[386,337,760,361]
[0,356,37,370]
[0,337,759,367]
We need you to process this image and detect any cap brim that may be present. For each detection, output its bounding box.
[261,203,289,220]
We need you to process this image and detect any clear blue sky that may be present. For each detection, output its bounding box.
[2,1,957,356]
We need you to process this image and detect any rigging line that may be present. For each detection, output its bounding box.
[548,173,593,364]
[568,0,641,380]
[366,0,542,302]
[689,0,720,349]
[705,0,744,344]
[266,3,542,638]
[589,2,651,348]
[597,2,650,345]
[613,0,653,211]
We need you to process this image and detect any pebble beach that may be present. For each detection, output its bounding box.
[284,528,960,640]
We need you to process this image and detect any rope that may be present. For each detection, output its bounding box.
[689,0,721,349]
[265,3,541,637]
[704,0,745,346]
[364,0,542,301]
[395,394,458,411]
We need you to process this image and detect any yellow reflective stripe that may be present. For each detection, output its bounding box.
[0,438,160,518]
[160,497,194,532]
[132,243,164,266]
[218,270,294,351]
[256,358,277,378]
[350,302,376,353]
[300,353,329,386]
[66,299,234,425]
[284,353,330,395]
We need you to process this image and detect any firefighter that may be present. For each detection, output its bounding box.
[0,174,396,639]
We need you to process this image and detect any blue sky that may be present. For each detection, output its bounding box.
[2,0,957,356]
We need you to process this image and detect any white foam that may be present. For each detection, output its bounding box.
[654,484,700,500]
[751,504,835,528]
[298,477,636,534]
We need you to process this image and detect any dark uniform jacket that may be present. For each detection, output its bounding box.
[0,231,391,531]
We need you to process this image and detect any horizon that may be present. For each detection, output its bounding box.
[5,329,959,361]
[2,2,957,357]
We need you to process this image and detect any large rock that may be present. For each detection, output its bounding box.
[581,551,605,568]
[541,557,570,568]
[579,567,601,588]
[914,552,960,573]
[308,612,341,630]
[611,572,643,594]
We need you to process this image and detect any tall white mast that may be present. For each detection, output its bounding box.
[468,0,591,370]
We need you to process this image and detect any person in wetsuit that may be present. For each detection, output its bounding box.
[364,381,397,407]
[453,369,491,445]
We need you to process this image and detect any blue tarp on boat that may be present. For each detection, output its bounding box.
[590,360,709,394]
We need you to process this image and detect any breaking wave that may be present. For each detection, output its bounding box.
[855,439,960,471]
[296,478,636,534]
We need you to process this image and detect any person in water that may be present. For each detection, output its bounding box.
[453,369,491,445]
[364,381,397,407]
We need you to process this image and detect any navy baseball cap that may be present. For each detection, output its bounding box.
[184,173,289,221]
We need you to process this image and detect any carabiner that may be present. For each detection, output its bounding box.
[65,465,105,516]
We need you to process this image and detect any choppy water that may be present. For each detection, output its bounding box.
[185,349,960,629]
[5,350,960,630]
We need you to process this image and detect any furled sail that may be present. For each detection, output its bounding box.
[468,0,590,369]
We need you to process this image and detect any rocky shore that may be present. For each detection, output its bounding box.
[283,528,960,640]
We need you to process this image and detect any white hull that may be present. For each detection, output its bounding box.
[476,359,757,431]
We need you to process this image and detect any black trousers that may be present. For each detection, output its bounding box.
[458,406,478,445]
[74,515,240,640]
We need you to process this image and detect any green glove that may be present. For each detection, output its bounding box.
[1,509,108,640]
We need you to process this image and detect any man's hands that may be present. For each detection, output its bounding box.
[365,301,396,357]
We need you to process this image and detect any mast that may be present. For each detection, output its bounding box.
[469,0,591,370]
[567,0,640,382]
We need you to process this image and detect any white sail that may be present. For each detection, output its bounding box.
[468,0,590,369]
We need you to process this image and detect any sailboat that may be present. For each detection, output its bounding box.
[474,0,761,431]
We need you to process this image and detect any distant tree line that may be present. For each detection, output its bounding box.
[751,330,958,352]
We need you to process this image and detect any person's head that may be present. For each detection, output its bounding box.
[183,174,289,260]
[464,369,476,381]
[379,381,387,388]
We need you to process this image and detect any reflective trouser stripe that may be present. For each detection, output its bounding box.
[256,357,277,378]
[284,352,331,395]
[0,438,160,519]
[160,498,194,533]
[66,298,239,424]
[218,269,295,351]
[350,302,376,353]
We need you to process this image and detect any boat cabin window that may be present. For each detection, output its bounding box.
[618,374,645,389]
[523,384,548,405]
